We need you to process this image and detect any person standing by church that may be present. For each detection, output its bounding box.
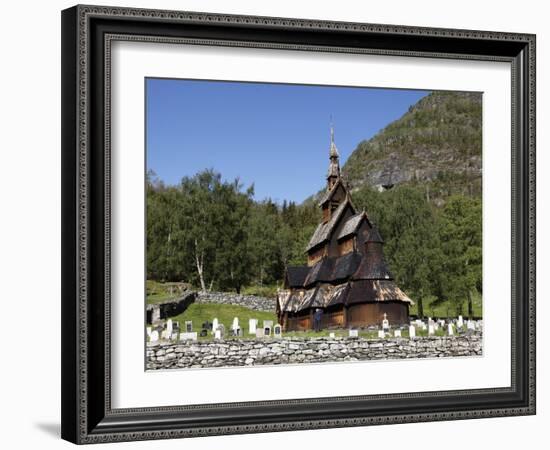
[314,308,323,332]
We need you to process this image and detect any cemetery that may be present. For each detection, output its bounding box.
[146,312,483,369]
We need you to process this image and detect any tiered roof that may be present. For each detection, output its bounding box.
[306,199,352,251]
[278,125,412,314]
[277,280,412,313]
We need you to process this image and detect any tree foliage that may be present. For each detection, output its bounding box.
[147,170,318,292]
[147,170,482,317]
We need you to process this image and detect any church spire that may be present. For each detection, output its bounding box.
[327,120,340,190]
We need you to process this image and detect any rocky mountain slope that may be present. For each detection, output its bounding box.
[341,91,482,204]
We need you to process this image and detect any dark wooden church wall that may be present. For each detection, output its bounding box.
[347,302,409,327]
[321,307,345,329]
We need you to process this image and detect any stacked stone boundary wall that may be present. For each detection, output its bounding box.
[195,291,276,312]
[146,291,197,324]
[146,334,482,370]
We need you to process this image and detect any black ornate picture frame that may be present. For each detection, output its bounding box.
[61,4,536,444]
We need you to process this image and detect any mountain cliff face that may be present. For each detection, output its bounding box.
[341,91,482,203]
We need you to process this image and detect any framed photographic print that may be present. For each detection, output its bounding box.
[61,4,536,444]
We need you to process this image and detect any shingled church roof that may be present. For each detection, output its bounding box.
[337,212,366,241]
[365,226,384,243]
[306,199,353,251]
[346,280,413,305]
[318,179,343,206]
[285,266,310,288]
[303,252,362,287]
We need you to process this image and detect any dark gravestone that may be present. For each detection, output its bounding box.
[200,329,208,337]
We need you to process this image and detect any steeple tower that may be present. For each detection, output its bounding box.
[327,122,341,190]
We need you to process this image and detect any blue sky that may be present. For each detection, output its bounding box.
[146,79,429,203]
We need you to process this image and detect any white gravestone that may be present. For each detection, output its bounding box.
[248,319,258,335]
[378,330,385,339]
[382,313,390,331]
[231,317,239,331]
[329,332,336,338]
[448,323,454,336]
[161,319,173,340]
[185,321,193,332]
[255,328,265,338]
[349,329,358,338]
[428,318,436,335]
[171,321,180,339]
[274,324,282,338]
[457,315,464,328]
[408,325,416,338]
[212,318,219,334]
[467,320,476,331]
[214,329,222,340]
[150,330,159,342]
[151,307,161,324]
[394,329,402,338]
[146,327,152,338]
[230,317,241,336]
[180,332,198,341]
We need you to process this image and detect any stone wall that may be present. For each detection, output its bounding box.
[146,291,197,324]
[146,334,482,370]
[195,291,276,312]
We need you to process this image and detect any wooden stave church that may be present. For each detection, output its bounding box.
[276,127,413,331]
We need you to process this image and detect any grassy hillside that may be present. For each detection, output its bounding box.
[341,91,482,205]
[146,280,190,304]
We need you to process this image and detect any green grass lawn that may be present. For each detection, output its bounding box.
[146,280,189,304]
[409,290,482,318]
[164,303,278,339]
[152,301,463,341]
[283,326,453,340]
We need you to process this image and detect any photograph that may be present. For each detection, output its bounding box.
[56,2,537,445]
[144,79,483,370]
